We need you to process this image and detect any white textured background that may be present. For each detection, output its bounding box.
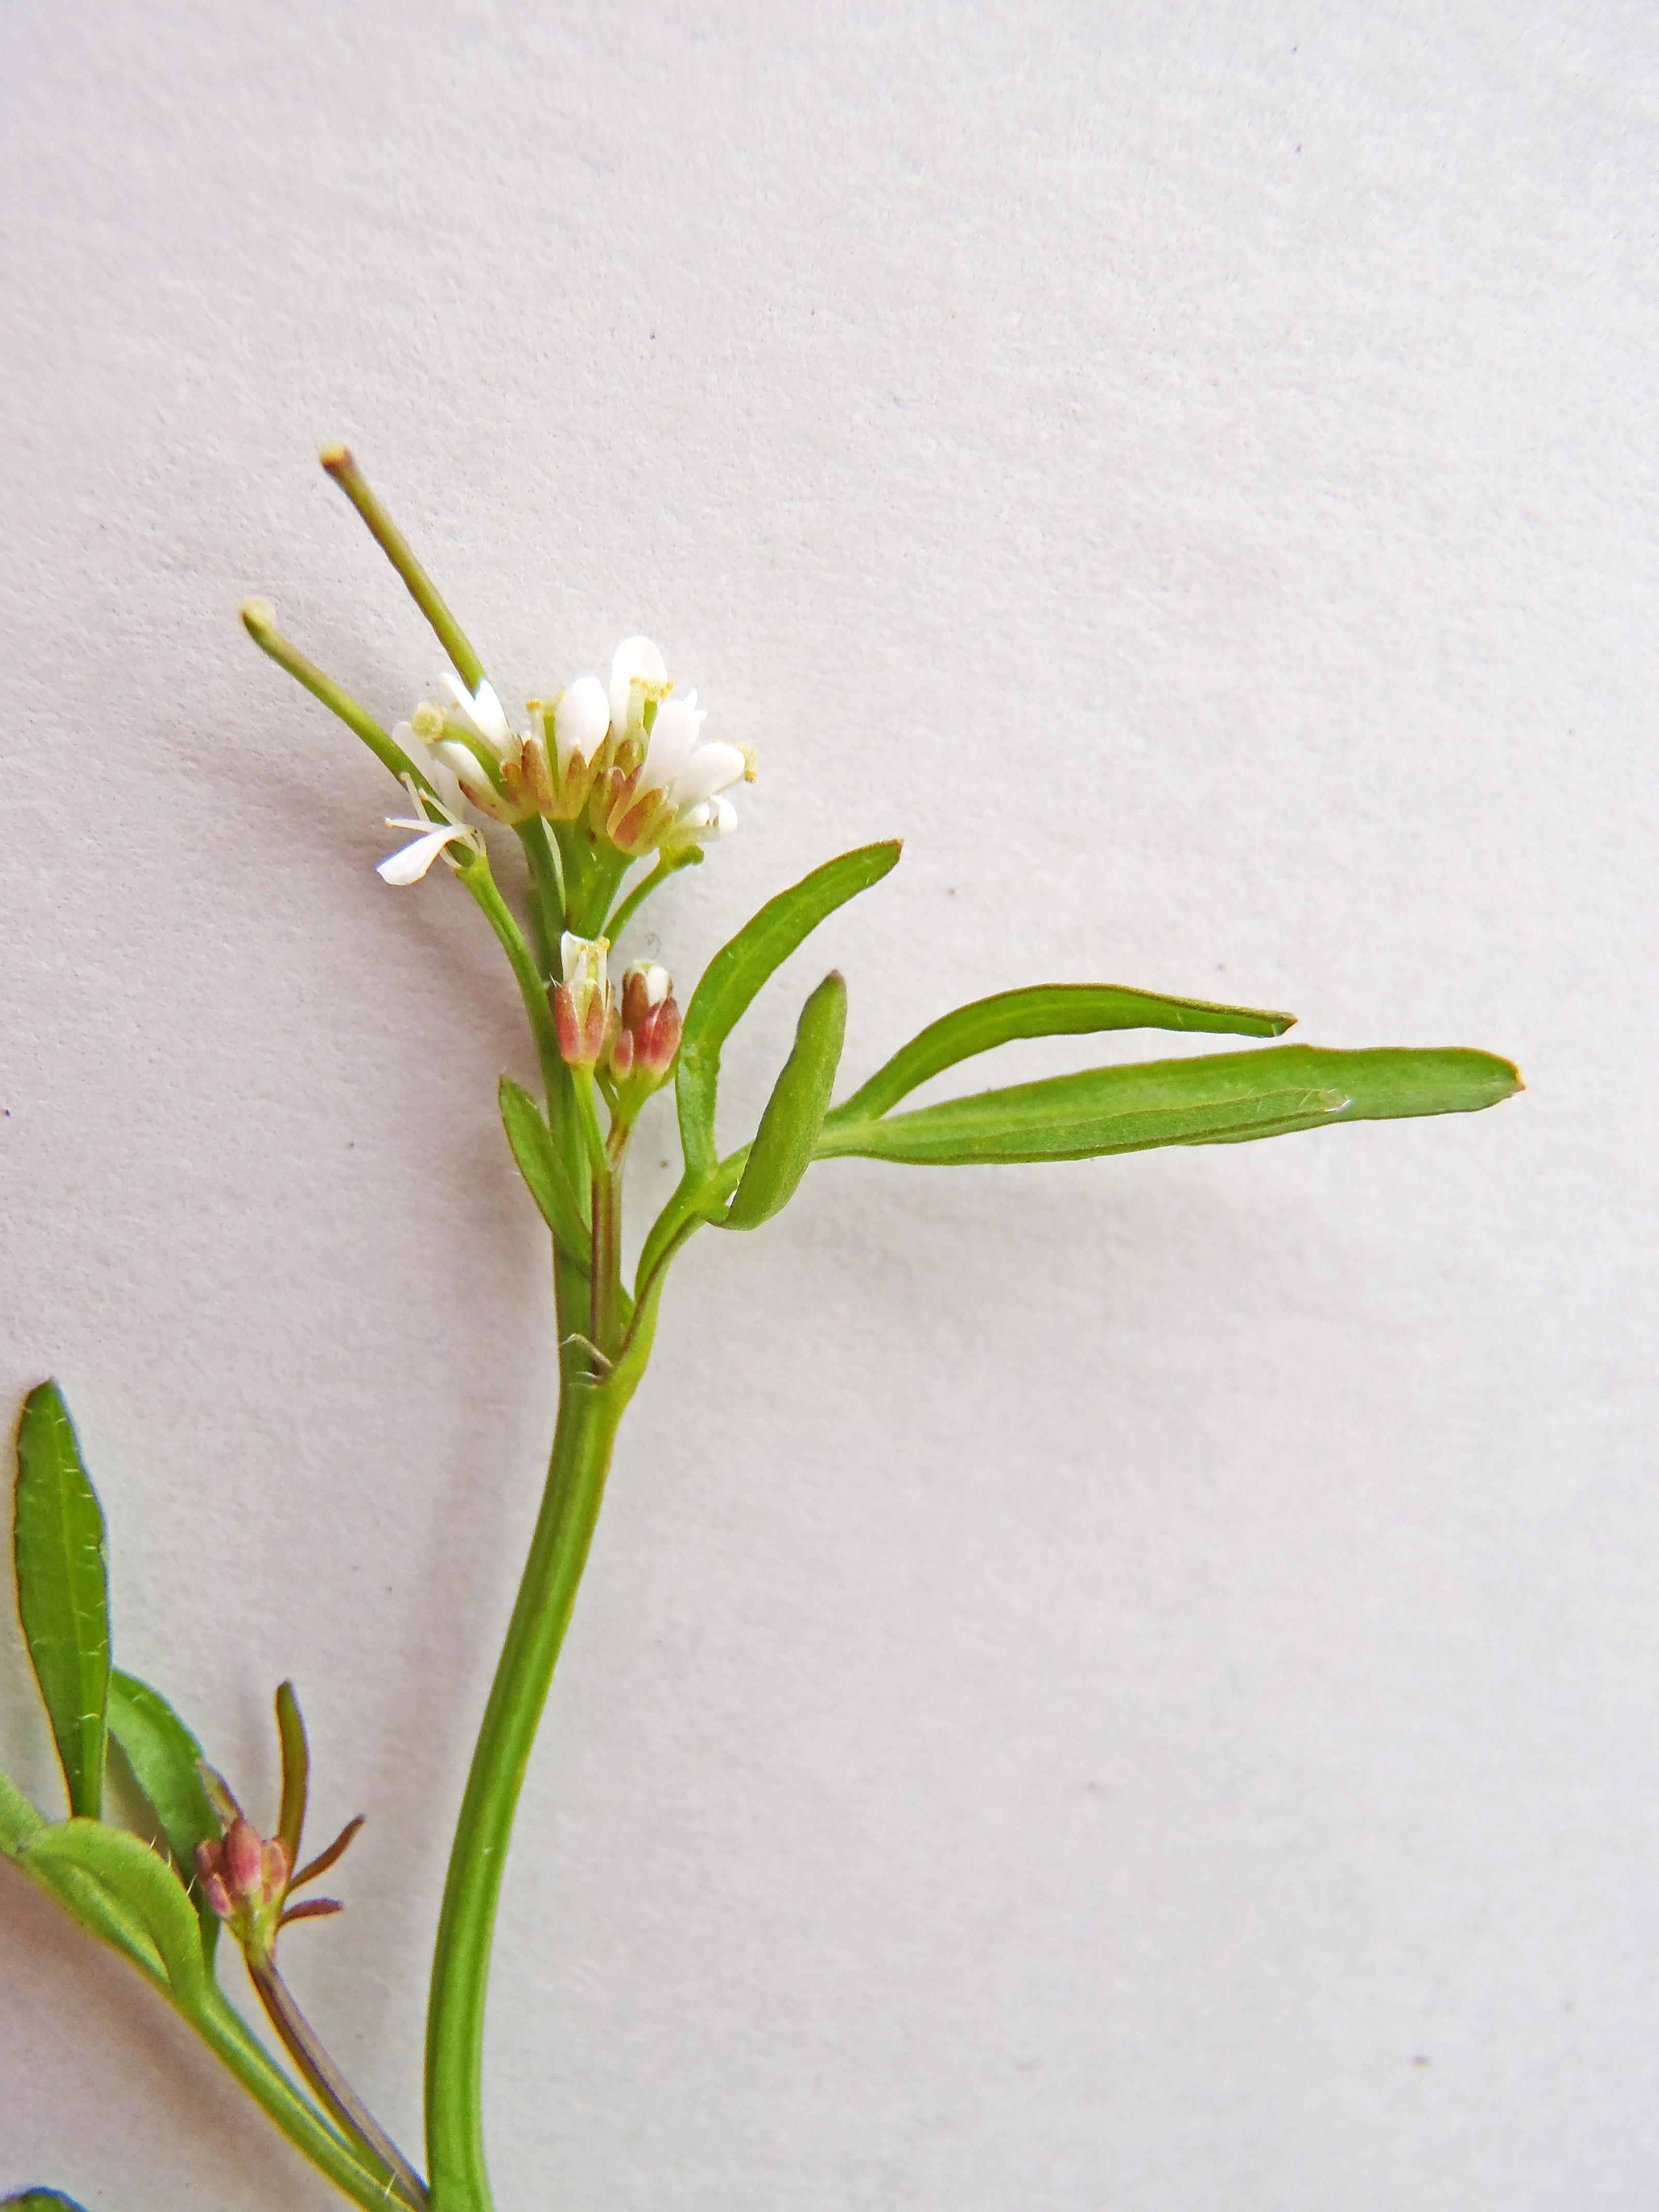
[2,4,1655,2207]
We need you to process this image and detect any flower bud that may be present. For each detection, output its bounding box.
[196,1816,292,1960]
[223,1817,264,1895]
[553,934,613,1070]
[606,961,681,1109]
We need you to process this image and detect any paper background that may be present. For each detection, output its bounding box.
[2,3,1655,2205]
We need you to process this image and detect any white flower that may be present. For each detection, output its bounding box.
[392,724,474,820]
[404,683,554,827]
[607,637,669,741]
[595,638,749,857]
[389,640,750,856]
[552,675,611,774]
[376,776,484,885]
[440,673,514,759]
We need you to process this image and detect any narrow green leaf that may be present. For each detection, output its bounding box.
[106,1669,222,1959]
[3,2190,93,2209]
[676,841,901,1179]
[724,973,848,1231]
[0,1763,45,1856]
[815,1044,1521,1166]
[828,981,1296,1126]
[500,1077,591,1271]
[107,1670,221,1871]
[276,1681,309,1867]
[21,1818,208,2008]
[13,1383,110,1819]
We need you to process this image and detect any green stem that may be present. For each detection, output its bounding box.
[602,845,702,947]
[241,601,434,796]
[252,1956,428,2208]
[422,1371,635,2212]
[514,820,565,981]
[192,1987,406,2212]
[458,855,563,1101]
[320,447,486,693]
[569,1067,611,1189]
[572,849,634,940]
[590,1126,630,1357]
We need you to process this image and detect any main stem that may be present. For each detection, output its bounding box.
[422,1365,630,2212]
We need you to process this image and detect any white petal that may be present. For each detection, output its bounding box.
[440,672,512,758]
[641,695,704,792]
[378,828,462,885]
[432,739,481,786]
[705,793,739,839]
[608,635,667,736]
[553,674,611,771]
[560,930,585,984]
[469,678,513,749]
[644,962,671,1005]
[671,740,746,809]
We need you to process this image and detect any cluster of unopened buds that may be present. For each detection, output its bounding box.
[195,1765,358,1970]
[553,934,682,1100]
[378,635,752,885]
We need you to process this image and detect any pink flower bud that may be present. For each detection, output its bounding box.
[635,994,682,1080]
[224,1816,264,1896]
[204,1872,233,1922]
[262,1837,292,1902]
[614,961,680,1090]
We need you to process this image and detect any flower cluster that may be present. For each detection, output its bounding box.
[196,1767,356,1967]
[196,1814,292,1960]
[382,636,750,883]
[552,934,682,1106]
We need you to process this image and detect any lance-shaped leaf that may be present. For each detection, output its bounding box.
[106,1669,222,1955]
[20,1817,210,2008]
[275,1681,309,1867]
[814,1044,1520,1167]
[500,1077,591,1272]
[13,1384,110,1819]
[107,1671,221,1871]
[827,982,1295,1127]
[676,841,901,1179]
[724,973,848,1231]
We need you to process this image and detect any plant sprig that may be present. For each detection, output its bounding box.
[2,450,1520,2212]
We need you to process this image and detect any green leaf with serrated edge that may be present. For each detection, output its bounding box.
[0,1763,45,1855]
[14,1384,110,1819]
[106,1669,221,1958]
[676,841,901,1179]
[724,973,848,1231]
[826,982,1296,1127]
[500,1077,591,1270]
[21,1818,208,2008]
[3,2190,92,2209]
[814,1044,1520,1166]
